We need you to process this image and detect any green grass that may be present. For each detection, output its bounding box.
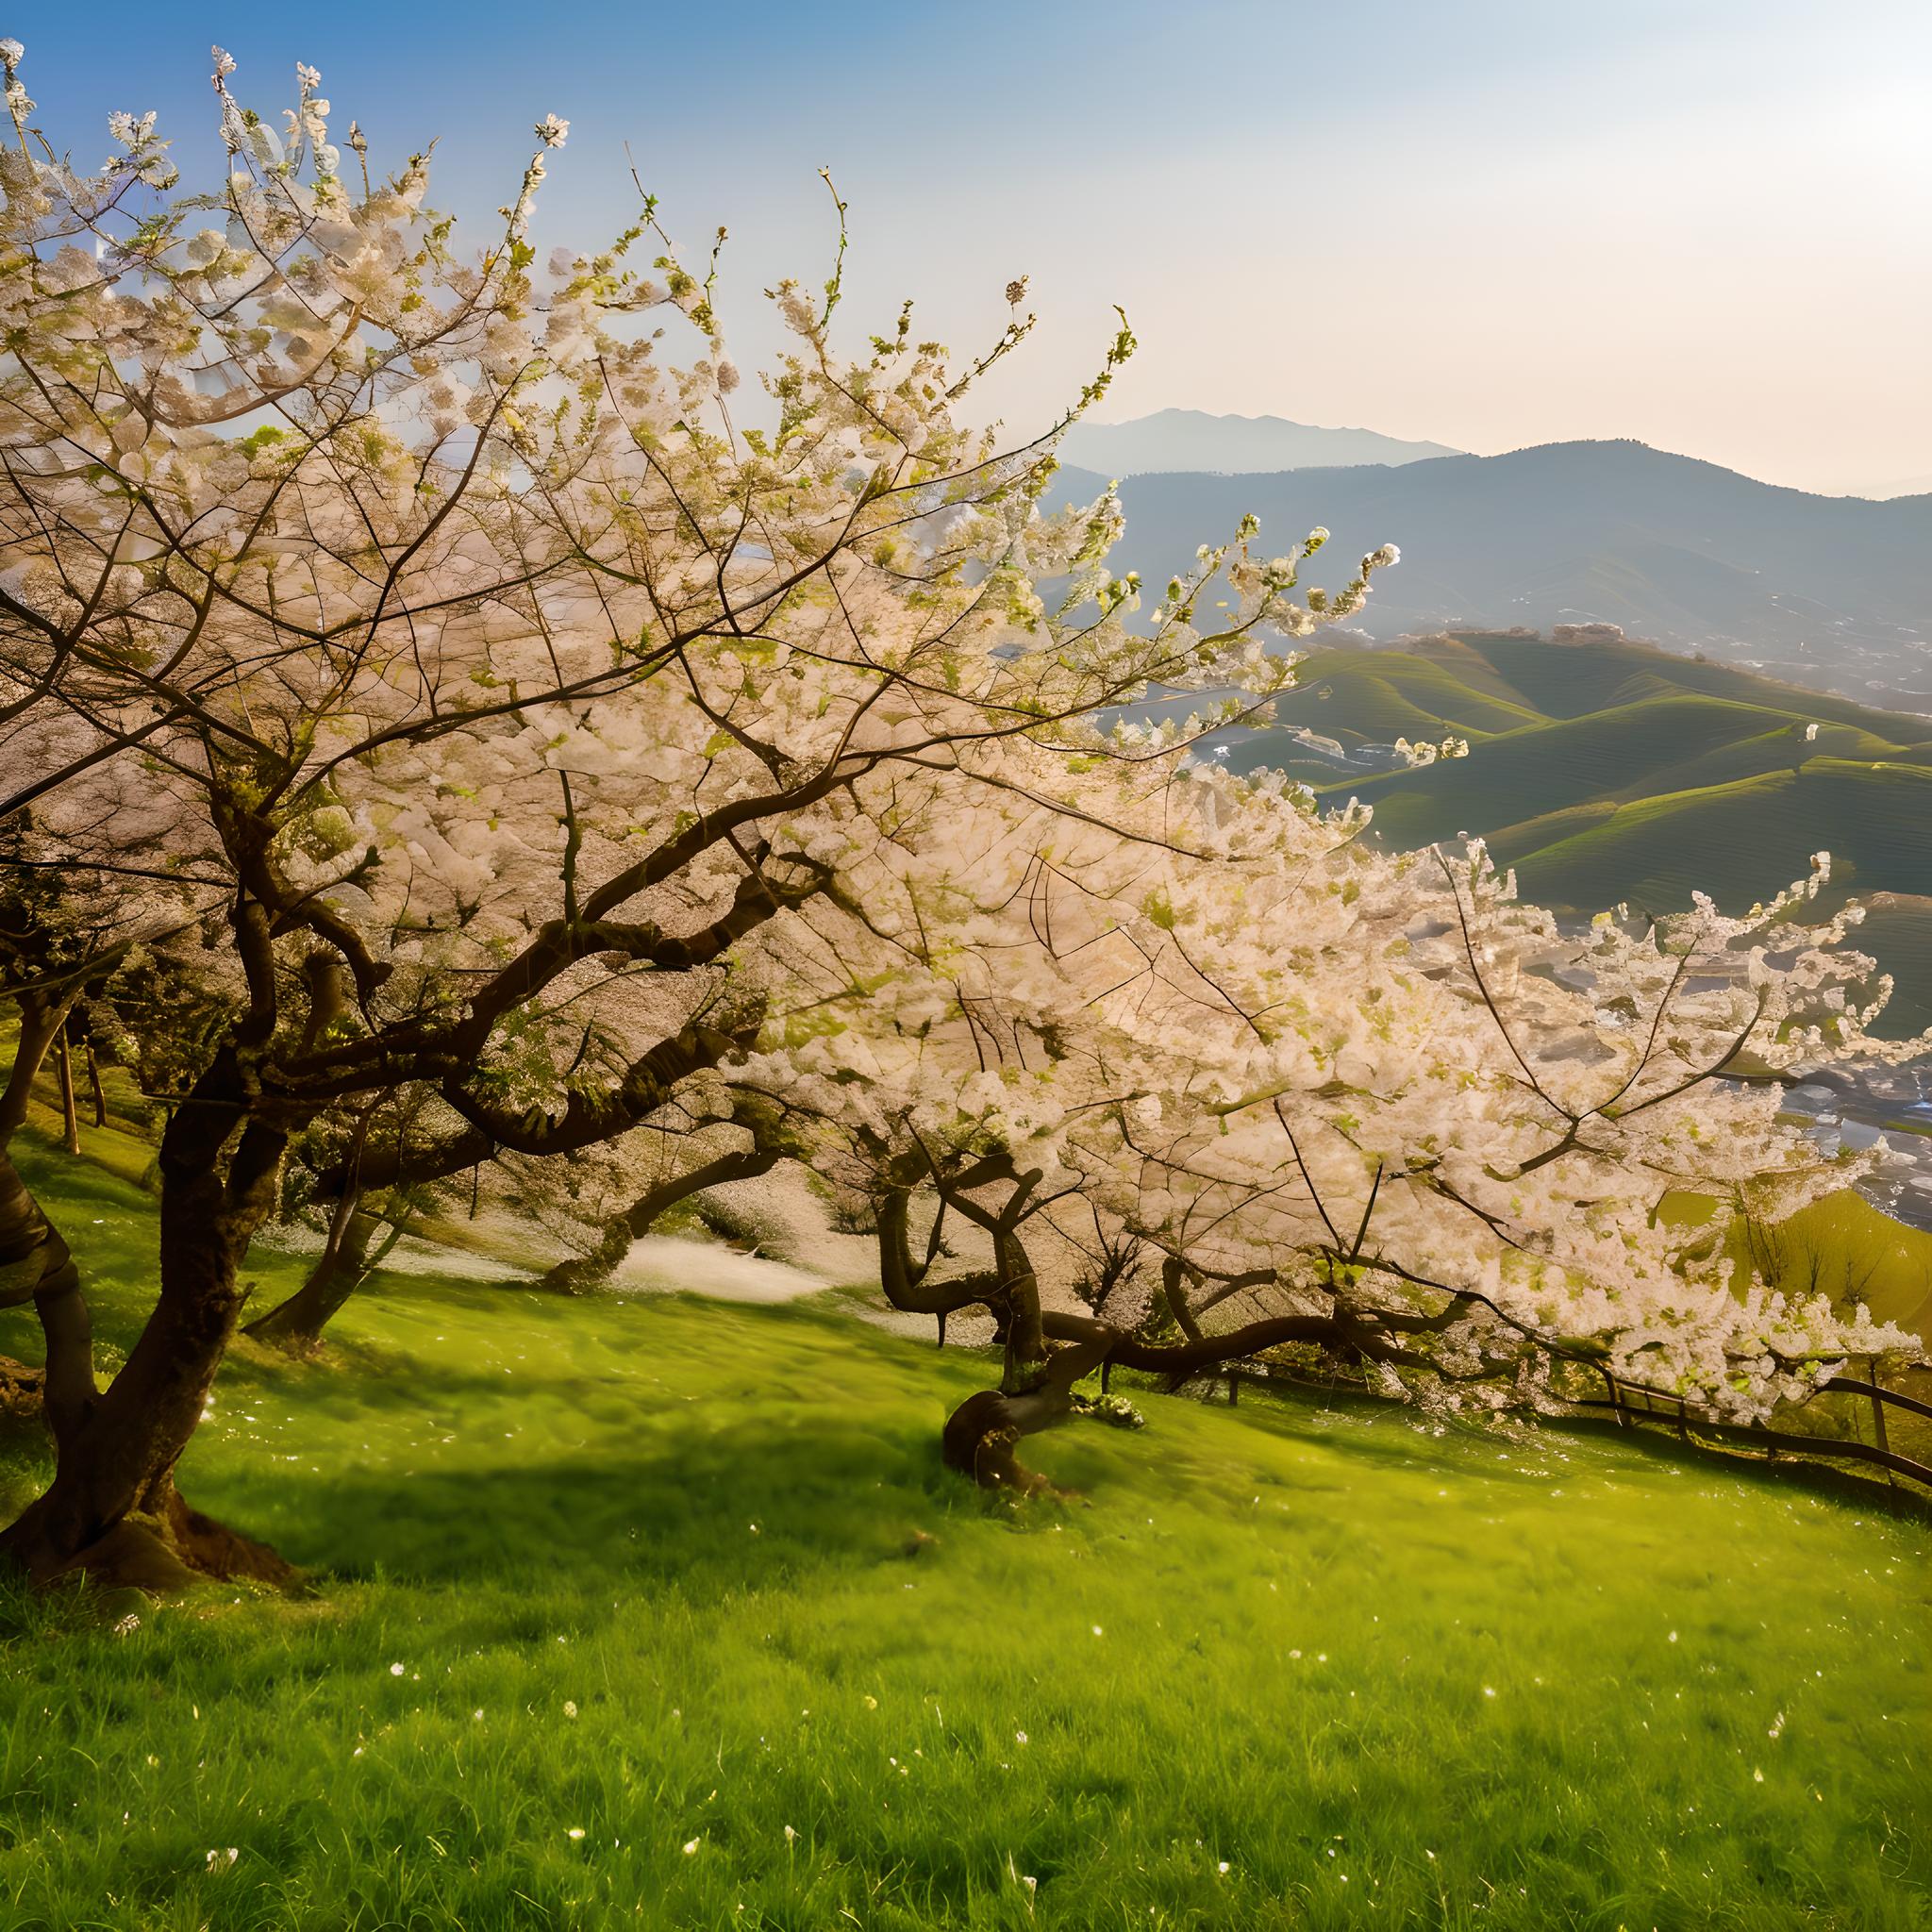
[3,1147,1930,1930]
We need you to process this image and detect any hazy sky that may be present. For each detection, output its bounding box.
[20,1,1931,493]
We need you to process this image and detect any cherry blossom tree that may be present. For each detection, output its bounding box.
[0,46,1382,1582]
[750,773,1928,1491]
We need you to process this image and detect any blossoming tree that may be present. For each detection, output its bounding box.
[741,742,1927,1491]
[0,46,1382,1582]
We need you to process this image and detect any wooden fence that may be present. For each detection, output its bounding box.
[1102,1355,1932,1495]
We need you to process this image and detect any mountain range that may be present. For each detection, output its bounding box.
[1051,439,1932,711]
[1058,409,1460,475]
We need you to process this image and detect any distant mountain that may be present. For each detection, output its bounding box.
[1058,409,1460,476]
[1052,440,1932,710]
[1841,474,1932,502]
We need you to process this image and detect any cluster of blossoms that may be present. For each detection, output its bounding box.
[1393,734,1471,766]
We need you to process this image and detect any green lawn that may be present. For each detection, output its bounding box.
[2,1145,1929,1930]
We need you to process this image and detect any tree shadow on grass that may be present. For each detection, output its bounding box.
[198,1407,974,1603]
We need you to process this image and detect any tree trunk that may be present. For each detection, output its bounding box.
[941,1322,1115,1492]
[940,1229,1098,1492]
[55,1028,79,1155]
[994,1229,1047,1392]
[0,991,68,1147]
[534,1146,780,1295]
[884,1175,1087,1491]
[84,1040,106,1129]
[0,1057,293,1590]
[242,1189,394,1349]
[0,1141,91,1427]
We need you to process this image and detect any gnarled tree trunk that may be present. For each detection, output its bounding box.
[941,1329,1115,1491]
[871,1170,1096,1491]
[937,1226,1101,1493]
[0,1054,293,1590]
[242,1187,401,1350]
[534,1144,779,1295]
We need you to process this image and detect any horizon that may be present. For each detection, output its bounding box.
[14,0,1929,498]
[1063,413,1932,498]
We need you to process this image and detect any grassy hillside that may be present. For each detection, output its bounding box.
[3,1148,1929,1930]
[1205,631,1932,1027]
[1506,762,1932,914]
[1223,631,1932,774]
[1230,648,1545,753]
[1340,695,1845,848]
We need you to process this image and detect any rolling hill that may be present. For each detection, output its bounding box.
[1194,629,1932,1030]
[1053,441,1932,708]
[1501,762,1932,917]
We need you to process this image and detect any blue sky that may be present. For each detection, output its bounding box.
[17,0,1931,491]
